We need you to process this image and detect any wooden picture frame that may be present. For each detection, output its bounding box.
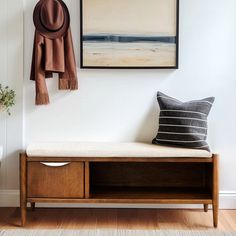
[80,0,179,69]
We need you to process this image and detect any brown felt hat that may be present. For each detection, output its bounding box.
[33,0,70,39]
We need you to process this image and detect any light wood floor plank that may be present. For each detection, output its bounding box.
[0,208,235,230]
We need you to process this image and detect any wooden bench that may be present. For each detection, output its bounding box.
[20,142,219,227]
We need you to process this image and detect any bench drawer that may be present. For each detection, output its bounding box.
[27,161,84,198]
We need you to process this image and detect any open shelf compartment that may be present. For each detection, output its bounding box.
[89,162,213,200]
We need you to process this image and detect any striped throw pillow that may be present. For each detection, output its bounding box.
[152,92,215,151]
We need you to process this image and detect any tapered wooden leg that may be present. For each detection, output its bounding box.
[21,204,27,226]
[20,153,27,226]
[204,204,208,212]
[212,154,219,228]
[213,203,218,228]
[31,202,36,211]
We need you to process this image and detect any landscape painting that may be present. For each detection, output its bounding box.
[81,0,179,68]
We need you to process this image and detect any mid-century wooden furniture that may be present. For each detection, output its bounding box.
[20,143,219,227]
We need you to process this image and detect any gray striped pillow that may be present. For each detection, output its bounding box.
[152,92,215,151]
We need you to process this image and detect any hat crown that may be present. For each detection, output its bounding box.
[40,0,64,31]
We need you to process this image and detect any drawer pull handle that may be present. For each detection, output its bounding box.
[40,162,70,167]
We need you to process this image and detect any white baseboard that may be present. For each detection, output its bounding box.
[0,190,19,207]
[219,191,236,209]
[1,190,236,209]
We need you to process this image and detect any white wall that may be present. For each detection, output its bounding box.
[0,0,23,190]
[1,0,236,207]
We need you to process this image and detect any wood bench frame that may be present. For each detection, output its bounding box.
[20,153,219,227]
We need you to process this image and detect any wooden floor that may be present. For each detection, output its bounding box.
[0,208,236,231]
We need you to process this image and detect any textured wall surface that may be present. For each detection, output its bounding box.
[1,0,236,203]
[24,0,236,192]
[0,0,23,190]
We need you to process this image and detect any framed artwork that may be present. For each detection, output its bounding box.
[80,0,179,69]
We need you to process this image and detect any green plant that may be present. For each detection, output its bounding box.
[0,84,16,115]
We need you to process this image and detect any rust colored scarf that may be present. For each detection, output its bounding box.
[30,28,78,105]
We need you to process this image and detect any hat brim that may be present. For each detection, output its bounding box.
[33,0,70,39]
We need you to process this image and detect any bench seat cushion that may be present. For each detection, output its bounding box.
[26,142,212,158]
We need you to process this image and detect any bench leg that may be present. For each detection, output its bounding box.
[213,203,218,228]
[20,153,27,226]
[21,204,27,226]
[204,204,208,212]
[212,154,219,228]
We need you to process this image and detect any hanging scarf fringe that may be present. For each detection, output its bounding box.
[36,93,50,105]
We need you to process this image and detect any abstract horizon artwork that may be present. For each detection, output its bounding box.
[80,0,179,69]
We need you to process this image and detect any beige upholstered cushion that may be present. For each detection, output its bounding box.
[26,142,212,158]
